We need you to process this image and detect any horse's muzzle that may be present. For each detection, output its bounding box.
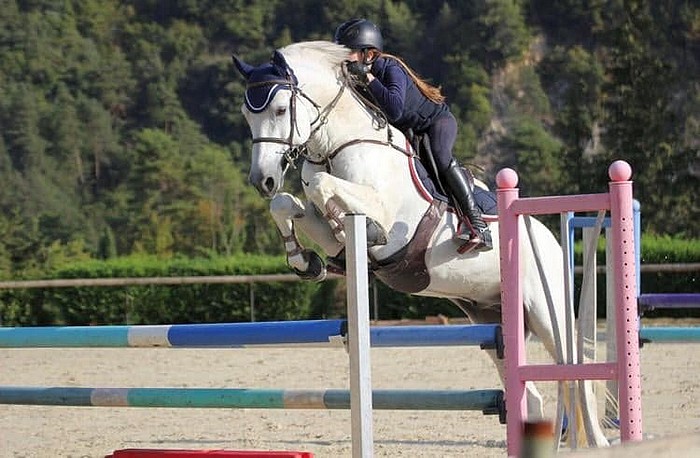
[249,172,278,198]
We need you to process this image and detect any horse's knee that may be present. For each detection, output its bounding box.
[270,193,304,218]
[306,172,331,194]
[305,172,334,201]
[307,172,332,187]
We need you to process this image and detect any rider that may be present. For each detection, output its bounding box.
[334,18,492,252]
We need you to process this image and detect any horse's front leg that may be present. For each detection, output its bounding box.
[270,192,343,281]
[304,172,392,246]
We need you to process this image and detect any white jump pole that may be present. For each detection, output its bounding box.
[345,214,374,458]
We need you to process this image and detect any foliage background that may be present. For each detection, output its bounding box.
[0,1,697,323]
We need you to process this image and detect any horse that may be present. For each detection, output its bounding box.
[233,41,608,448]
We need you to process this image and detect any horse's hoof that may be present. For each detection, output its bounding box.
[294,266,327,282]
[366,217,388,246]
[292,249,327,282]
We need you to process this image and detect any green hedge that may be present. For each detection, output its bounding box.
[1,235,697,326]
[0,255,322,326]
[573,235,700,318]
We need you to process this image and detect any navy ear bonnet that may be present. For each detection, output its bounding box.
[233,51,298,113]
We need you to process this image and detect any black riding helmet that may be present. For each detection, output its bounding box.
[334,19,383,52]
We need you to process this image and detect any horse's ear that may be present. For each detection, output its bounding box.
[272,50,296,82]
[271,50,288,72]
[232,54,254,79]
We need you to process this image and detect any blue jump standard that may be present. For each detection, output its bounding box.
[0,386,504,416]
[0,320,501,350]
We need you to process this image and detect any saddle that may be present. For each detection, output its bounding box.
[325,127,498,288]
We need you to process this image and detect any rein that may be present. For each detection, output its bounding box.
[304,63,415,167]
[310,138,413,165]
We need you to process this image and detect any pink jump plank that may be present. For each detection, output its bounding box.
[510,193,610,216]
[518,362,617,382]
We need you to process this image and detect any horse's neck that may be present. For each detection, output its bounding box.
[308,89,407,156]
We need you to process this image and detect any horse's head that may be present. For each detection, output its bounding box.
[233,42,348,198]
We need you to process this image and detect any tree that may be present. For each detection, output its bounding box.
[3,85,46,173]
[186,144,269,255]
[538,45,604,194]
[0,0,696,279]
[97,226,117,260]
[475,0,531,71]
[599,0,699,236]
[124,128,187,255]
[500,116,565,197]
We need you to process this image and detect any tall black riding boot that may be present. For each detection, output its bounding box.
[443,159,493,252]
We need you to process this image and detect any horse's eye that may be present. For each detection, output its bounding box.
[275,107,287,116]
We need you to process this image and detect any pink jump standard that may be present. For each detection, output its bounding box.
[497,160,643,456]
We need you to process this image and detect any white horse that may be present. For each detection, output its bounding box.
[233,41,608,448]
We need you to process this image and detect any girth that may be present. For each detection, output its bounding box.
[371,199,447,294]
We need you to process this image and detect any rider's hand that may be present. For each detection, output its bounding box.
[346,61,371,84]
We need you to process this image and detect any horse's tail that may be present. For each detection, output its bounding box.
[522,215,609,449]
[558,381,609,448]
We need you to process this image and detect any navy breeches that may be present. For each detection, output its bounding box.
[426,111,458,173]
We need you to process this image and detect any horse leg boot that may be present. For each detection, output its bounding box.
[324,198,388,247]
[269,193,332,281]
[443,160,493,253]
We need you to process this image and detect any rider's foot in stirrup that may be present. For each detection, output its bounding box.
[456,225,493,252]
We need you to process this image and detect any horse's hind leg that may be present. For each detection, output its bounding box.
[270,192,342,280]
[485,347,546,421]
[526,300,609,447]
[450,299,546,419]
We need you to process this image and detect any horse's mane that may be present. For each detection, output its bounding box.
[278,41,349,73]
[278,41,391,144]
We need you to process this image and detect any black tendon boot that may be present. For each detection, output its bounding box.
[443,160,493,252]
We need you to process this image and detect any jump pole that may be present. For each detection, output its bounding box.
[345,213,374,458]
[607,160,643,442]
[0,386,504,411]
[0,321,501,349]
[497,160,643,456]
[638,294,700,310]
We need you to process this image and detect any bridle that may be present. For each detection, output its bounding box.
[246,72,346,174]
[246,62,411,175]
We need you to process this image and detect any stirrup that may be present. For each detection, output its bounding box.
[455,226,493,254]
[457,237,490,254]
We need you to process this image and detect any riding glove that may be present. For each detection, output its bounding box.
[346,61,371,84]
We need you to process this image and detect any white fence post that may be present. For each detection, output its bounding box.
[345,214,374,458]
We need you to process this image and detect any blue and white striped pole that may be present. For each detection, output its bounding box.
[0,321,501,349]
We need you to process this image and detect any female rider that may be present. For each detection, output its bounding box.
[334,18,492,252]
